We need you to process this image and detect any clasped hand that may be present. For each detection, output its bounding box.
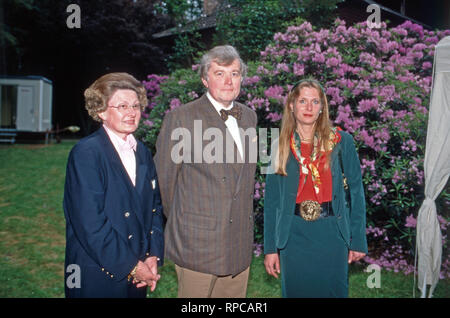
[133,256,160,292]
[264,250,367,278]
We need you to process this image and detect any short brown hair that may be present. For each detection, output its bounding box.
[84,72,147,122]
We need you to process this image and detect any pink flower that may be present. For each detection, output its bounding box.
[293,63,304,76]
[276,63,290,73]
[264,85,285,104]
[358,129,376,149]
[405,214,417,228]
[188,91,199,100]
[266,112,283,122]
[247,98,269,110]
[437,215,449,230]
[361,158,376,176]
[143,120,154,128]
[422,61,432,69]
[326,57,340,68]
[166,98,182,114]
[357,98,379,113]
[256,65,270,75]
[243,75,261,86]
[312,52,325,63]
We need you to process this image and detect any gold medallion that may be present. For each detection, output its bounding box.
[299,200,322,221]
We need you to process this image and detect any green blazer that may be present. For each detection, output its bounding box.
[264,131,368,255]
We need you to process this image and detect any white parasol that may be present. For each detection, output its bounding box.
[415,36,450,298]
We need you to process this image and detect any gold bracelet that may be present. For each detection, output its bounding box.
[127,264,138,282]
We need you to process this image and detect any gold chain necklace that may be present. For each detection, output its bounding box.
[296,128,313,142]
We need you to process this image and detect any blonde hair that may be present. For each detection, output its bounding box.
[84,72,148,122]
[275,79,333,176]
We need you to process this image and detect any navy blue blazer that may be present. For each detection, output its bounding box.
[63,127,164,298]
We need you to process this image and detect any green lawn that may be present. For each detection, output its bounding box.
[0,141,448,298]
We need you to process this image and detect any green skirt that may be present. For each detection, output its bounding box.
[280,215,349,298]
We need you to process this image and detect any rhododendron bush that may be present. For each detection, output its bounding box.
[136,19,450,277]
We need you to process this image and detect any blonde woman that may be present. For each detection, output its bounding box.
[263,79,367,297]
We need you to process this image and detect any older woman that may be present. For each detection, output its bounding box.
[263,79,368,298]
[63,72,164,298]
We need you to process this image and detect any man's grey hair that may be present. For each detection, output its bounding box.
[199,45,247,81]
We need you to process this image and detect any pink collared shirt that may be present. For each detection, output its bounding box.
[103,124,137,186]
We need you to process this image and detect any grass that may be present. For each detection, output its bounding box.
[0,141,448,298]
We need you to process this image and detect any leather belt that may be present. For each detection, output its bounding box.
[294,201,334,221]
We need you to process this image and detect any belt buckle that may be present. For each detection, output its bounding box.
[299,200,322,221]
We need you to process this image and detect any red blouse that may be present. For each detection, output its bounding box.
[295,142,333,204]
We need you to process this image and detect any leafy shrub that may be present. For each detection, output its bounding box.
[154,0,205,71]
[137,19,450,277]
[214,0,343,61]
[214,0,304,61]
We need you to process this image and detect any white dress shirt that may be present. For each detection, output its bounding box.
[103,124,137,186]
[206,92,244,160]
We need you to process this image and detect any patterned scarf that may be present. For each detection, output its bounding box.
[290,127,342,196]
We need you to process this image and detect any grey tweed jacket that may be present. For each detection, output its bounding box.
[154,94,257,276]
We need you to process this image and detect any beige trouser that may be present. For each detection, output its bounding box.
[175,264,250,298]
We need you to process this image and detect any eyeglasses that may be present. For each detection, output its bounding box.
[108,104,141,113]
